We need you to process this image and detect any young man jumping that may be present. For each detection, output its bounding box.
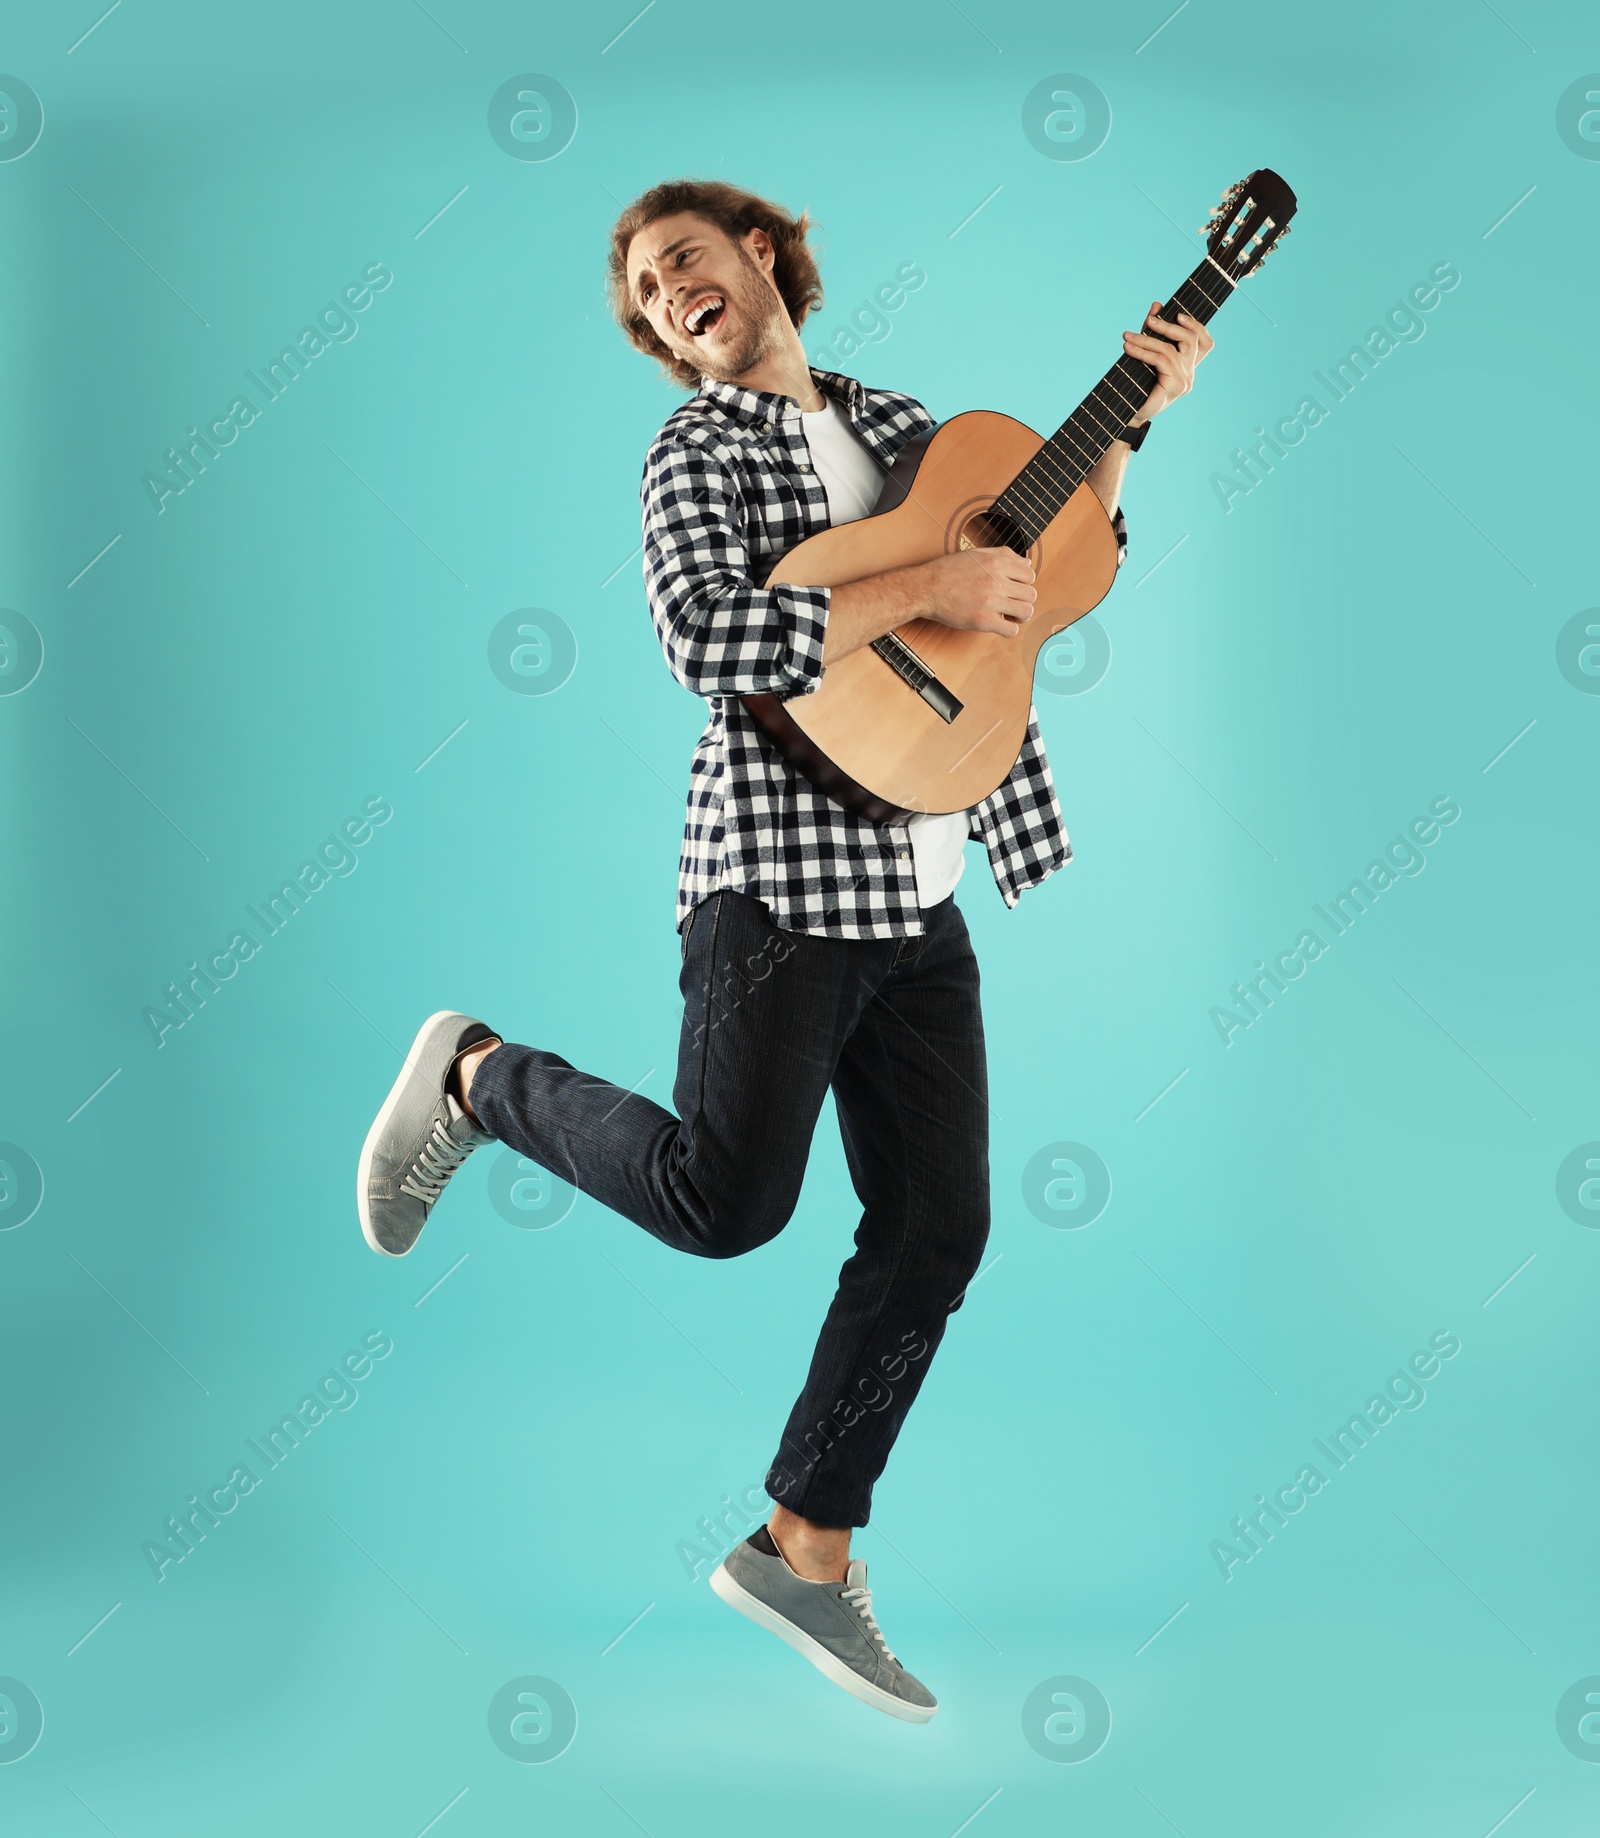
[356,178,1211,1721]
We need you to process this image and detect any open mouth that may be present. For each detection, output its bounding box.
[683,293,726,339]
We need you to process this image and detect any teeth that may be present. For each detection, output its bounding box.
[685,295,723,334]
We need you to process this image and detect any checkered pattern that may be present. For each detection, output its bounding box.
[640,366,1127,939]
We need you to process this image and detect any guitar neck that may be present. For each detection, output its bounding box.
[990,256,1236,548]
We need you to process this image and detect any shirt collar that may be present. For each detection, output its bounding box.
[695,366,866,428]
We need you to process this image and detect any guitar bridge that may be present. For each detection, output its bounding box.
[869,633,964,724]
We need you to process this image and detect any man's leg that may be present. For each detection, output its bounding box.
[764,894,991,1532]
[461,890,880,1259]
[705,897,984,1724]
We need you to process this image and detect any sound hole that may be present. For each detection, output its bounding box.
[957,505,1030,557]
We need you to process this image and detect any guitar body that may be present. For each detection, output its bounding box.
[745,410,1121,823]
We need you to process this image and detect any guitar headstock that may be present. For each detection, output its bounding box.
[1199,168,1297,281]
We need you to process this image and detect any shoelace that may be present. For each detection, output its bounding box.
[840,1582,898,1665]
[399,1115,478,1204]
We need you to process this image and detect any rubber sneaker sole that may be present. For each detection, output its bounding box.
[709,1559,937,1723]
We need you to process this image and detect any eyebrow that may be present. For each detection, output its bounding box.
[634,235,693,302]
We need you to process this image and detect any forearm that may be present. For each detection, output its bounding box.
[819,455,1132,673]
[1085,439,1131,523]
[822,564,931,666]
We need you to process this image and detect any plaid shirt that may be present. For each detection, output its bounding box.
[639,367,1128,939]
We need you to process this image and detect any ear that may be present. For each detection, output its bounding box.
[742,224,776,275]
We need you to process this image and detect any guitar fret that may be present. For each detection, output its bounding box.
[1048,438,1094,488]
[1068,404,1109,449]
[1026,445,1081,502]
[1101,372,1146,413]
[1039,442,1084,490]
[1008,459,1059,510]
[1078,399,1118,437]
[1184,277,1224,316]
[1062,398,1124,459]
[1022,457,1071,507]
[1080,395,1128,437]
[1050,425,1094,472]
[996,474,1051,529]
[1005,479,1054,534]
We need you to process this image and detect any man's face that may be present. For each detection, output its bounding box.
[625,210,786,382]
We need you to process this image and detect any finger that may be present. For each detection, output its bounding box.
[1152,311,1200,355]
[1124,339,1178,380]
[1125,328,1180,362]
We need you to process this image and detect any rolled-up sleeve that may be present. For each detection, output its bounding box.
[640,434,830,701]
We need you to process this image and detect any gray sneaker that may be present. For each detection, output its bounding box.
[357,1010,498,1257]
[710,1526,937,1722]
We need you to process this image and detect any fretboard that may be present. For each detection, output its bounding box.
[989,258,1235,550]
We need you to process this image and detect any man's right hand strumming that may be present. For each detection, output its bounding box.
[822,546,1038,666]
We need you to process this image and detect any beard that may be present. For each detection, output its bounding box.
[679,245,786,382]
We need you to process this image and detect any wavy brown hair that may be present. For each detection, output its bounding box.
[607,178,825,389]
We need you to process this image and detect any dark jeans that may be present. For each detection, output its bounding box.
[468,888,990,1528]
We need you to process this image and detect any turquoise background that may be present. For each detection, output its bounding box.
[3,0,1598,1831]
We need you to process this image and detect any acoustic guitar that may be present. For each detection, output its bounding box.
[743,167,1297,822]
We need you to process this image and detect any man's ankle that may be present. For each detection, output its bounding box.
[452,1038,501,1126]
[768,1506,850,1582]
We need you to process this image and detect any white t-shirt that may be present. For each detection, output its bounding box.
[800,394,969,909]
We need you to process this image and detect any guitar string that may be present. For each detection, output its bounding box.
[994,268,1231,542]
[1002,367,1153,530]
[935,259,1234,546]
[1000,277,1224,526]
[893,224,1282,605]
